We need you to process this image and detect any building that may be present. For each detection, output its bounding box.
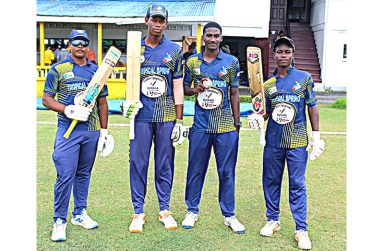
[36,0,347,98]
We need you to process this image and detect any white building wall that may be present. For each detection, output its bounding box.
[311,0,348,91]
[214,0,270,37]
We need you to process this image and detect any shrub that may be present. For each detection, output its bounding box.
[330,97,346,109]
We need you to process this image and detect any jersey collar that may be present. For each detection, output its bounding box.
[197,49,224,61]
[68,56,92,66]
[272,66,294,78]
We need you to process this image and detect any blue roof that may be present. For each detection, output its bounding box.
[37,0,216,18]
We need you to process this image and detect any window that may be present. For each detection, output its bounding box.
[103,39,126,53]
[36,38,69,51]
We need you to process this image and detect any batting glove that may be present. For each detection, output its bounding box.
[171,120,189,147]
[172,122,190,147]
[306,131,325,160]
[97,128,115,157]
[121,101,143,119]
[64,105,92,121]
[247,113,264,130]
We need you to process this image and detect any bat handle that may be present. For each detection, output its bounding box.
[130,117,135,140]
[63,120,78,139]
[259,124,265,146]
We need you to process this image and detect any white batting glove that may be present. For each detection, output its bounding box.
[247,113,264,130]
[171,119,189,147]
[306,131,325,160]
[97,129,115,157]
[121,101,143,119]
[64,105,92,121]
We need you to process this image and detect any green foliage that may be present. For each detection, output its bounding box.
[36,106,346,250]
[330,97,347,109]
[184,95,195,101]
[239,96,252,103]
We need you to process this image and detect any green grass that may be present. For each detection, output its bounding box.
[37,104,346,250]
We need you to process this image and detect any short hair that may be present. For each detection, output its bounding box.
[203,22,222,34]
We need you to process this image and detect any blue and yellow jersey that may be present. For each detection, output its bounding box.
[264,67,317,148]
[136,35,183,122]
[184,50,240,133]
[44,57,108,131]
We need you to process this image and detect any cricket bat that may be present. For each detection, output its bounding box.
[247,46,266,145]
[63,46,122,139]
[125,31,142,140]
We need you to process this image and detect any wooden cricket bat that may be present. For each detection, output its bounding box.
[247,46,266,145]
[125,31,142,140]
[63,46,122,139]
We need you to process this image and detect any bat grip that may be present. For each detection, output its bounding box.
[130,117,135,140]
[63,120,78,139]
[259,124,265,146]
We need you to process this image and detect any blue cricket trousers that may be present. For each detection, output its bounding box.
[52,128,99,221]
[129,122,175,214]
[185,129,239,217]
[262,145,308,231]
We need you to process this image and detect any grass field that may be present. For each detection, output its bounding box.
[36,104,346,250]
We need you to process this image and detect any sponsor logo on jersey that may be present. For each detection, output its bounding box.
[274,95,301,103]
[292,81,301,91]
[218,66,227,77]
[141,67,170,75]
[63,72,74,79]
[163,53,172,63]
[68,82,87,91]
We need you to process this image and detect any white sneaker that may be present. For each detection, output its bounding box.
[182,211,198,229]
[224,216,246,234]
[71,209,99,229]
[129,213,145,233]
[260,220,281,237]
[51,218,67,242]
[159,210,177,230]
[295,230,312,250]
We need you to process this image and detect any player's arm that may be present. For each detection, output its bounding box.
[42,92,65,113]
[97,96,115,156]
[307,106,319,131]
[98,96,108,129]
[230,59,241,132]
[230,87,241,132]
[173,78,184,120]
[305,76,325,160]
[173,48,185,120]
[183,59,205,96]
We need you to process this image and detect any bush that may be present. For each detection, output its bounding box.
[240,96,252,103]
[330,97,347,109]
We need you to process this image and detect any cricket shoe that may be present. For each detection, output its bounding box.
[159,210,177,230]
[51,218,67,242]
[224,216,246,234]
[260,220,281,237]
[71,209,99,229]
[129,213,145,233]
[295,230,312,250]
[182,211,198,229]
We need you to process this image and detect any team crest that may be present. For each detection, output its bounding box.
[163,53,172,63]
[193,68,201,75]
[218,66,227,77]
[292,81,301,91]
[248,53,259,63]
